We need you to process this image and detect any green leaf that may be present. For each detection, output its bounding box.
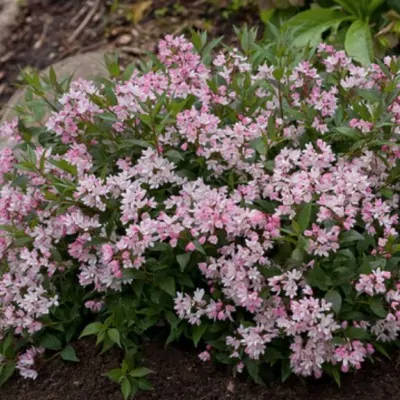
[105,368,123,383]
[373,342,391,359]
[201,36,223,64]
[14,236,33,247]
[151,242,170,252]
[284,9,349,47]
[129,367,153,378]
[380,188,394,199]
[123,139,152,149]
[260,8,275,24]
[122,63,136,81]
[280,359,292,383]
[137,378,153,391]
[0,225,24,235]
[243,358,263,385]
[79,322,104,338]
[291,247,304,264]
[49,66,57,87]
[345,20,373,65]
[192,324,207,347]
[121,377,132,400]
[340,230,364,245]
[264,347,283,362]
[0,363,16,387]
[297,202,312,232]
[159,276,176,297]
[340,310,367,321]
[108,329,122,348]
[307,265,330,290]
[324,290,342,314]
[333,0,360,16]
[2,334,13,354]
[138,114,152,128]
[60,345,80,362]
[48,159,78,177]
[105,53,121,78]
[346,327,371,340]
[368,0,385,14]
[369,297,387,318]
[176,253,191,272]
[250,137,267,156]
[335,127,363,139]
[323,363,341,386]
[165,311,179,329]
[165,149,184,164]
[40,334,62,351]
[193,240,206,255]
[388,0,400,13]
[121,360,130,374]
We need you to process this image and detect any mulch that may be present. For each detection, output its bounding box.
[0,0,253,109]
[1,339,400,400]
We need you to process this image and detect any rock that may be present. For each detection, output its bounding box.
[1,51,109,124]
[116,34,133,46]
[0,0,20,54]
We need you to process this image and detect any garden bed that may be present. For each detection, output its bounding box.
[0,0,251,109]
[1,340,400,400]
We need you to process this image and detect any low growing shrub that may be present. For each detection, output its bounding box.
[0,29,400,397]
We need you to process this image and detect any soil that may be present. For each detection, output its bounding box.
[0,0,254,109]
[1,339,400,400]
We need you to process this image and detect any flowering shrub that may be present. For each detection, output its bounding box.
[0,29,400,396]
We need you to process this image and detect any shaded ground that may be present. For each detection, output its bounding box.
[0,0,255,108]
[2,339,400,400]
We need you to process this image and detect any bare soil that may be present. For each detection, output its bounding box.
[2,339,400,400]
[0,0,254,109]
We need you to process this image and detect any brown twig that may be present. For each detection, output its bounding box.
[33,15,52,50]
[68,0,100,43]
[119,46,146,56]
[172,21,190,35]
[70,2,90,26]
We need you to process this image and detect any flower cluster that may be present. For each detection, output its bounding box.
[0,34,399,385]
[16,346,44,379]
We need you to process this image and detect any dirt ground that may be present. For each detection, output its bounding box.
[1,339,400,400]
[0,0,252,108]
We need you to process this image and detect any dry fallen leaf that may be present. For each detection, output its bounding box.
[258,0,275,9]
[131,0,153,24]
[117,34,133,46]
[227,380,235,394]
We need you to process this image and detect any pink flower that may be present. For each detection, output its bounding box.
[85,300,105,312]
[355,268,391,296]
[185,242,196,252]
[16,347,45,380]
[198,351,211,362]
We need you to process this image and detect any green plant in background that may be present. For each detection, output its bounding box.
[209,0,304,22]
[107,0,400,64]
[206,0,400,64]
[283,0,400,64]
[258,0,305,24]
[211,0,400,63]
